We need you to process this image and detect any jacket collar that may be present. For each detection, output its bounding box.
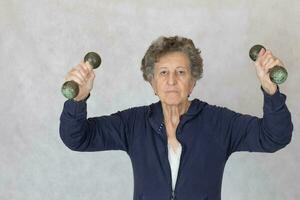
[147,98,207,135]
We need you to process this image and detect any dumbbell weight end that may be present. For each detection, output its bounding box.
[61,80,79,99]
[61,52,101,99]
[249,44,287,84]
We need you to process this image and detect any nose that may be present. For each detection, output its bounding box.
[167,72,177,85]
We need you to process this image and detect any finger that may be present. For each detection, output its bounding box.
[261,50,271,59]
[83,59,93,70]
[258,47,266,57]
[81,64,94,81]
[255,48,266,66]
[78,62,92,76]
[262,54,273,66]
[76,63,89,74]
[265,57,276,69]
[261,50,275,65]
[70,73,85,85]
[80,60,92,72]
[274,58,283,67]
[65,74,84,86]
[89,70,96,79]
[259,49,269,61]
[69,70,86,85]
[267,58,283,69]
[76,64,89,82]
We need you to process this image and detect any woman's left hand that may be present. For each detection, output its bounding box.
[254,48,283,95]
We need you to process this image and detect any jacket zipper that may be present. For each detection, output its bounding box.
[163,123,184,200]
[173,144,184,200]
[165,139,175,200]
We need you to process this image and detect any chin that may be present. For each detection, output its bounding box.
[161,95,184,105]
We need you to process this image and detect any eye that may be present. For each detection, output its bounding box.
[178,70,185,75]
[160,71,167,75]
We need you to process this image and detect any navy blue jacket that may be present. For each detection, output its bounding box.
[59,86,293,200]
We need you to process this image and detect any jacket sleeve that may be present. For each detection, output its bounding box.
[59,93,134,154]
[216,85,293,155]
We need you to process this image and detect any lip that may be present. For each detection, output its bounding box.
[165,90,179,93]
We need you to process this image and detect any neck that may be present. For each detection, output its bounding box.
[161,99,191,126]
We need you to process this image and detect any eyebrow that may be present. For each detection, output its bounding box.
[158,66,187,69]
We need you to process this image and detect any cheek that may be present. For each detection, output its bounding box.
[183,82,194,93]
[152,80,163,93]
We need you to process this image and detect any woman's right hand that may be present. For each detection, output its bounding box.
[64,61,96,101]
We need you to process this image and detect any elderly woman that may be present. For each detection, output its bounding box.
[59,36,293,200]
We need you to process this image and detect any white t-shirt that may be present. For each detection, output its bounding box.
[167,142,182,191]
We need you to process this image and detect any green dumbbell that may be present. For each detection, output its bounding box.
[249,44,287,84]
[61,52,101,99]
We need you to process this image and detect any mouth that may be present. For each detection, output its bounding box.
[165,91,179,93]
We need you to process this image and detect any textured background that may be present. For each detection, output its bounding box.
[0,0,299,199]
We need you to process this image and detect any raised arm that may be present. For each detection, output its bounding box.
[59,94,134,154]
[60,60,134,154]
[216,86,293,155]
[214,47,293,156]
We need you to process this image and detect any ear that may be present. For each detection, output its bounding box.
[189,79,196,93]
[149,78,156,92]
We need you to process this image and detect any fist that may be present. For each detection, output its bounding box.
[64,61,96,101]
[254,48,284,84]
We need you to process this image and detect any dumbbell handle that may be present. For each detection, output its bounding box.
[61,52,101,99]
[249,44,287,84]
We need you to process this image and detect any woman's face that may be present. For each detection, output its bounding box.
[150,51,196,106]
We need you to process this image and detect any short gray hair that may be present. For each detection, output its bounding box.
[140,35,203,82]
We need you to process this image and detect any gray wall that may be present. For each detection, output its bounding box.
[1,0,299,199]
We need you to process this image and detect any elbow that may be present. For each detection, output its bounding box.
[59,132,78,151]
[264,129,293,153]
[59,126,84,152]
[264,119,293,153]
[60,136,84,152]
[60,136,76,151]
[278,121,294,151]
[63,143,82,152]
[267,137,292,153]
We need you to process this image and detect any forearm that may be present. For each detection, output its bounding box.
[59,95,133,152]
[260,86,293,151]
[225,86,293,154]
[59,99,89,151]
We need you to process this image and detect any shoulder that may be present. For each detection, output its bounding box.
[123,104,149,114]
[114,103,150,121]
[193,98,223,113]
[194,98,238,120]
